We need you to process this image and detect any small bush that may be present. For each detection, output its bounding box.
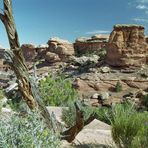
[115,81,122,92]
[141,94,148,108]
[0,112,60,147]
[39,73,77,106]
[0,89,4,100]
[131,120,148,148]
[0,89,5,112]
[111,103,148,148]
[97,48,107,60]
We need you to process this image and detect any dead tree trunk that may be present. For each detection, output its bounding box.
[0,0,54,129]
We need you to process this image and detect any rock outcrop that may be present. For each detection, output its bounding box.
[106,25,148,67]
[0,47,10,71]
[45,52,60,63]
[21,44,37,62]
[47,37,75,61]
[74,34,109,55]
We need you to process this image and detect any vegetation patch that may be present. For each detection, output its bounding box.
[0,112,60,147]
[39,73,77,106]
[111,103,148,148]
[115,81,122,92]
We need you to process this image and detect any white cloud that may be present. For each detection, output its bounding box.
[133,18,148,23]
[137,0,148,3]
[136,4,148,9]
[86,30,110,34]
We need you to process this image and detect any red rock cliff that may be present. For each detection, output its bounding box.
[106,25,148,67]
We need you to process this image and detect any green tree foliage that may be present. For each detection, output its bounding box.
[39,73,77,106]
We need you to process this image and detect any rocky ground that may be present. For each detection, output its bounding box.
[33,59,148,108]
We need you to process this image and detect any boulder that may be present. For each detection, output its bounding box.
[100,66,110,73]
[71,55,100,66]
[47,37,74,61]
[106,24,148,67]
[74,34,109,55]
[45,52,60,63]
[21,44,37,62]
[91,93,99,99]
[98,92,110,100]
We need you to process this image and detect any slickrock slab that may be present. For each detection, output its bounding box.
[46,107,113,147]
[61,119,113,147]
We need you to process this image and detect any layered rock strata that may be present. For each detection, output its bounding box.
[106,25,148,67]
[74,34,109,55]
[47,37,75,62]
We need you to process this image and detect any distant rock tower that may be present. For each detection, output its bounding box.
[106,24,148,67]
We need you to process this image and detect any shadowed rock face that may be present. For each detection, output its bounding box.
[74,35,109,55]
[0,48,4,59]
[106,25,148,67]
[21,44,37,62]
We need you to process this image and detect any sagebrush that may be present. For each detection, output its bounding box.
[0,111,60,148]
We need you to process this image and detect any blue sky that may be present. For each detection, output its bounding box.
[0,0,148,48]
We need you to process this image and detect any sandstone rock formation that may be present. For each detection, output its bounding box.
[74,34,109,55]
[21,44,37,62]
[47,37,75,61]
[106,25,148,67]
[36,44,48,60]
[45,51,60,63]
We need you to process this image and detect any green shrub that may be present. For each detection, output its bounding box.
[62,102,113,127]
[111,103,148,148]
[39,73,77,106]
[0,89,5,112]
[97,48,107,60]
[61,102,76,127]
[131,118,148,148]
[115,81,122,92]
[8,98,30,112]
[0,112,60,147]
[141,94,148,108]
[0,89,4,100]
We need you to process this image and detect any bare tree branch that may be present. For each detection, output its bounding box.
[61,102,96,143]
